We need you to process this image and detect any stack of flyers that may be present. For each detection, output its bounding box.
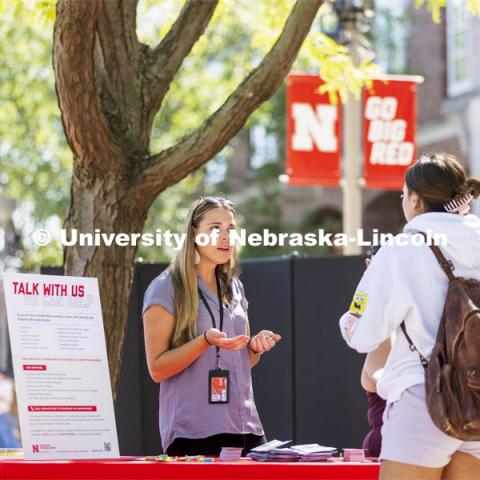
[248,440,292,462]
[267,448,300,462]
[248,441,338,463]
[292,444,337,462]
[219,447,243,461]
[248,451,270,462]
[250,439,292,452]
[343,448,366,462]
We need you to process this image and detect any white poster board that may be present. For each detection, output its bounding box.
[2,273,120,460]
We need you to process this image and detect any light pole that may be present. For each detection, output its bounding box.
[321,1,375,254]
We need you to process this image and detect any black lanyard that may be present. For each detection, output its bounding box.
[198,270,224,367]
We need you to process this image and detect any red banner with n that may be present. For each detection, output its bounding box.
[286,74,342,187]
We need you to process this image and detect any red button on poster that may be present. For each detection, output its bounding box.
[23,364,47,371]
[28,406,97,412]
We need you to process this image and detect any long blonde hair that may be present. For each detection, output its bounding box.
[169,197,239,348]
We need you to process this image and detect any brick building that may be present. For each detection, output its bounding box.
[224,1,480,252]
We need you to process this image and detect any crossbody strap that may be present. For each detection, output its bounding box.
[400,231,455,369]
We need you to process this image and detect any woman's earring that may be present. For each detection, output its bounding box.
[194,249,201,265]
[230,255,235,269]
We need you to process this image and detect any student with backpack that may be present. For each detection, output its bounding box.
[339,153,480,480]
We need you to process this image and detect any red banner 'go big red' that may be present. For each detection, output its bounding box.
[286,74,342,187]
[363,78,417,190]
[286,74,417,190]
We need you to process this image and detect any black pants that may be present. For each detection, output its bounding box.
[166,433,266,456]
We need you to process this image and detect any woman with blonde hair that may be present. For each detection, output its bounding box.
[143,196,281,456]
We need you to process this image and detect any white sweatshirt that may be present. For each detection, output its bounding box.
[339,212,480,403]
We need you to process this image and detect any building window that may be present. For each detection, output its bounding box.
[250,125,278,169]
[447,1,473,97]
[372,0,410,74]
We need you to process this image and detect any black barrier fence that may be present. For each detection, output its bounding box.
[43,254,368,455]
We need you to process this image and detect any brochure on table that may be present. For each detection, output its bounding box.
[2,272,119,460]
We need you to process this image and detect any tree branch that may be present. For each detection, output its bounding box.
[95,0,140,89]
[98,0,139,62]
[138,0,323,202]
[144,0,218,120]
[95,0,147,155]
[53,0,126,175]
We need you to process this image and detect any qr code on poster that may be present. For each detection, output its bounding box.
[104,442,111,452]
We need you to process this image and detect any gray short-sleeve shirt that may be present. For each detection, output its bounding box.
[142,271,175,316]
[142,269,264,451]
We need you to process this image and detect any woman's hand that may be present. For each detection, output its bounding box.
[248,330,282,354]
[204,328,249,350]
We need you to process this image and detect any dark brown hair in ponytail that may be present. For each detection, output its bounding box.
[465,177,480,198]
[405,152,480,213]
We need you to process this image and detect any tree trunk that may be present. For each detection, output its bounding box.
[53,0,322,398]
[63,168,149,396]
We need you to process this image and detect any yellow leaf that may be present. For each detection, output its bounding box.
[32,0,56,23]
[307,32,381,104]
[415,0,457,23]
[466,0,480,15]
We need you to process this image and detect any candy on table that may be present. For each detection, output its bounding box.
[172,455,216,462]
[142,454,216,462]
[143,454,175,461]
[157,454,175,462]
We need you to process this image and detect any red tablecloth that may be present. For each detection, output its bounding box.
[0,458,379,480]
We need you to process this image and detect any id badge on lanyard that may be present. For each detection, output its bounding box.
[198,269,230,404]
[208,368,230,404]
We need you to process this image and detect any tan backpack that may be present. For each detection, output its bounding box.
[400,235,480,441]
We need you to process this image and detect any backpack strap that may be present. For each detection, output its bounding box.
[400,321,429,369]
[399,231,456,369]
[418,232,456,282]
